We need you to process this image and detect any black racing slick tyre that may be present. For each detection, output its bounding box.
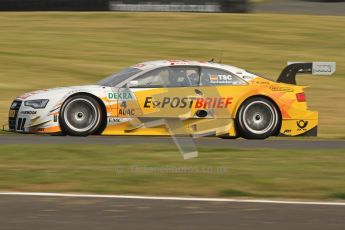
[219,134,239,139]
[60,95,102,136]
[236,97,281,139]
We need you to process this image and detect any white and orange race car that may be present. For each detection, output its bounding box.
[7,60,335,139]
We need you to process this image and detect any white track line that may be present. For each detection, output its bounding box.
[0,192,345,206]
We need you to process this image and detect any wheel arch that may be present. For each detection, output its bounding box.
[59,92,107,135]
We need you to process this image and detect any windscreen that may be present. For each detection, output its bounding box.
[97,67,142,87]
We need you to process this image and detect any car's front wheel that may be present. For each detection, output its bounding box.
[236,97,280,139]
[60,95,102,136]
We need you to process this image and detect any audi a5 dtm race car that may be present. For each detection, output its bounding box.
[7,60,335,139]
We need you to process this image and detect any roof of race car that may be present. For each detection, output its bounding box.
[132,60,247,75]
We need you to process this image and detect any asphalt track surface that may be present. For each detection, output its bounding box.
[0,134,344,149]
[1,135,344,229]
[0,193,344,230]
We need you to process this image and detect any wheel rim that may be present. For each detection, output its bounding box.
[63,98,100,133]
[242,101,277,135]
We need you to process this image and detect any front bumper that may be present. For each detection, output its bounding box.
[8,100,61,134]
[8,100,23,131]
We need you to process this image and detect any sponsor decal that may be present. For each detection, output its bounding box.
[209,74,233,84]
[108,117,131,124]
[144,97,232,109]
[313,64,333,74]
[107,92,133,100]
[20,111,37,115]
[194,98,232,109]
[252,81,269,85]
[297,120,308,131]
[169,60,190,65]
[209,75,219,82]
[283,129,292,134]
[270,86,294,92]
[119,109,135,116]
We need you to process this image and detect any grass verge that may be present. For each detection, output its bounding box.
[0,144,344,200]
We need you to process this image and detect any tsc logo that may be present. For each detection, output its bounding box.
[209,75,233,83]
[297,120,308,130]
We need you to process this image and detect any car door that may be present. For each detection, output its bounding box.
[120,66,202,120]
[197,67,248,119]
[183,67,249,136]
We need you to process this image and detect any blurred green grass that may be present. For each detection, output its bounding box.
[0,12,344,137]
[0,144,344,200]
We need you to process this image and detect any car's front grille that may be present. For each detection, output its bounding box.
[8,100,22,130]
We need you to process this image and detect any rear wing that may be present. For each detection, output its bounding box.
[277,62,336,85]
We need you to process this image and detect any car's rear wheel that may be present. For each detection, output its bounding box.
[60,95,102,136]
[236,97,280,139]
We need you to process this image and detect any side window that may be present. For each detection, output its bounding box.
[169,67,199,87]
[200,67,247,86]
[128,68,170,88]
[128,66,199,88]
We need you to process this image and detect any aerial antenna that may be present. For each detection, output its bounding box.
[218,49,223,64]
